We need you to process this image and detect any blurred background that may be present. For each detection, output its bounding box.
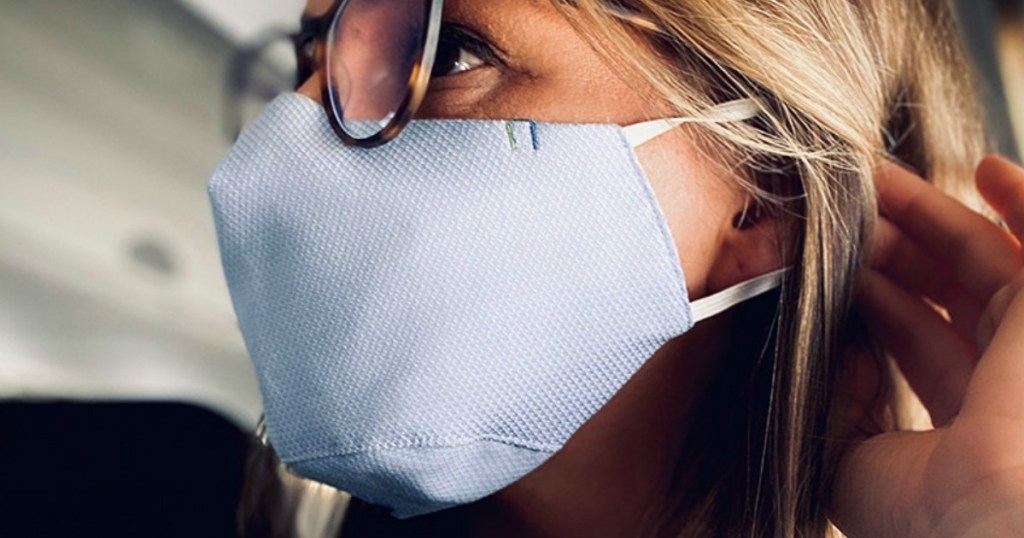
[0,0,1020,536]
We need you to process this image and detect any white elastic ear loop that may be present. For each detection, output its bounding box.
[623,99,760,147]
[690,268,788,323]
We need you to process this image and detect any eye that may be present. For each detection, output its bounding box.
[433,40,484,77]
[431,23,501,78]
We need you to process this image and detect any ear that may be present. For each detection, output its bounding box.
[704,199,787,294]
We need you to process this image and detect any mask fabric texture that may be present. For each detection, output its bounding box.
[209,93,772,518]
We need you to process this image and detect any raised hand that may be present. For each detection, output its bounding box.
[834,156,1024,537]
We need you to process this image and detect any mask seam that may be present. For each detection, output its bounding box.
[280,434,561,465]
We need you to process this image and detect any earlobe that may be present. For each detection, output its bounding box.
[705,199,786,295]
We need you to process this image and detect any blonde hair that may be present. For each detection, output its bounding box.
[557,0,987,535]
[239,2,988,536]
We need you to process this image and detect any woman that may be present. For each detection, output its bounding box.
[214,0,1024,535]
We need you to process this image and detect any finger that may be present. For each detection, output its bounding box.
[875,163,1022,301]
[976,155,1024,241]
[977,272,1024,352]
[857,268,975,426]
[871,217,983,351]
[960,276,1024,423]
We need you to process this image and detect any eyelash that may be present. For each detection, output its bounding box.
[431,23,504,78]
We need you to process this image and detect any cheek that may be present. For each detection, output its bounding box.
[422,65,654,122]
[633,134,740,299]
[297,72,324,104]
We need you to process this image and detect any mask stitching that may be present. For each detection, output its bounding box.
[279,434,563,464]
[504,121,517,152]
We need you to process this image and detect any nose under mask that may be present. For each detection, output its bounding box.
[208,93,782,519]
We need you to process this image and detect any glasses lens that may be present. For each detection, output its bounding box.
[326,0,430,140]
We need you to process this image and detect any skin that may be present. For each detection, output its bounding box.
[295,0,1024,535]
[834,156,1024,537]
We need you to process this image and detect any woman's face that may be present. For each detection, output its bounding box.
[299,0,777,299]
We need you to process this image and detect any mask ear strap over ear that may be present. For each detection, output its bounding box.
[689,268,788,324]
[623,99,761,148]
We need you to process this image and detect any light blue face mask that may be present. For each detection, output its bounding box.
[209,93,782,519]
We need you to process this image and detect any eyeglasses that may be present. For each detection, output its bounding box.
[295,0,445,148]
[225,1,668,148]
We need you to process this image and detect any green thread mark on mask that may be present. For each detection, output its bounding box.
[505,121,517,152]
